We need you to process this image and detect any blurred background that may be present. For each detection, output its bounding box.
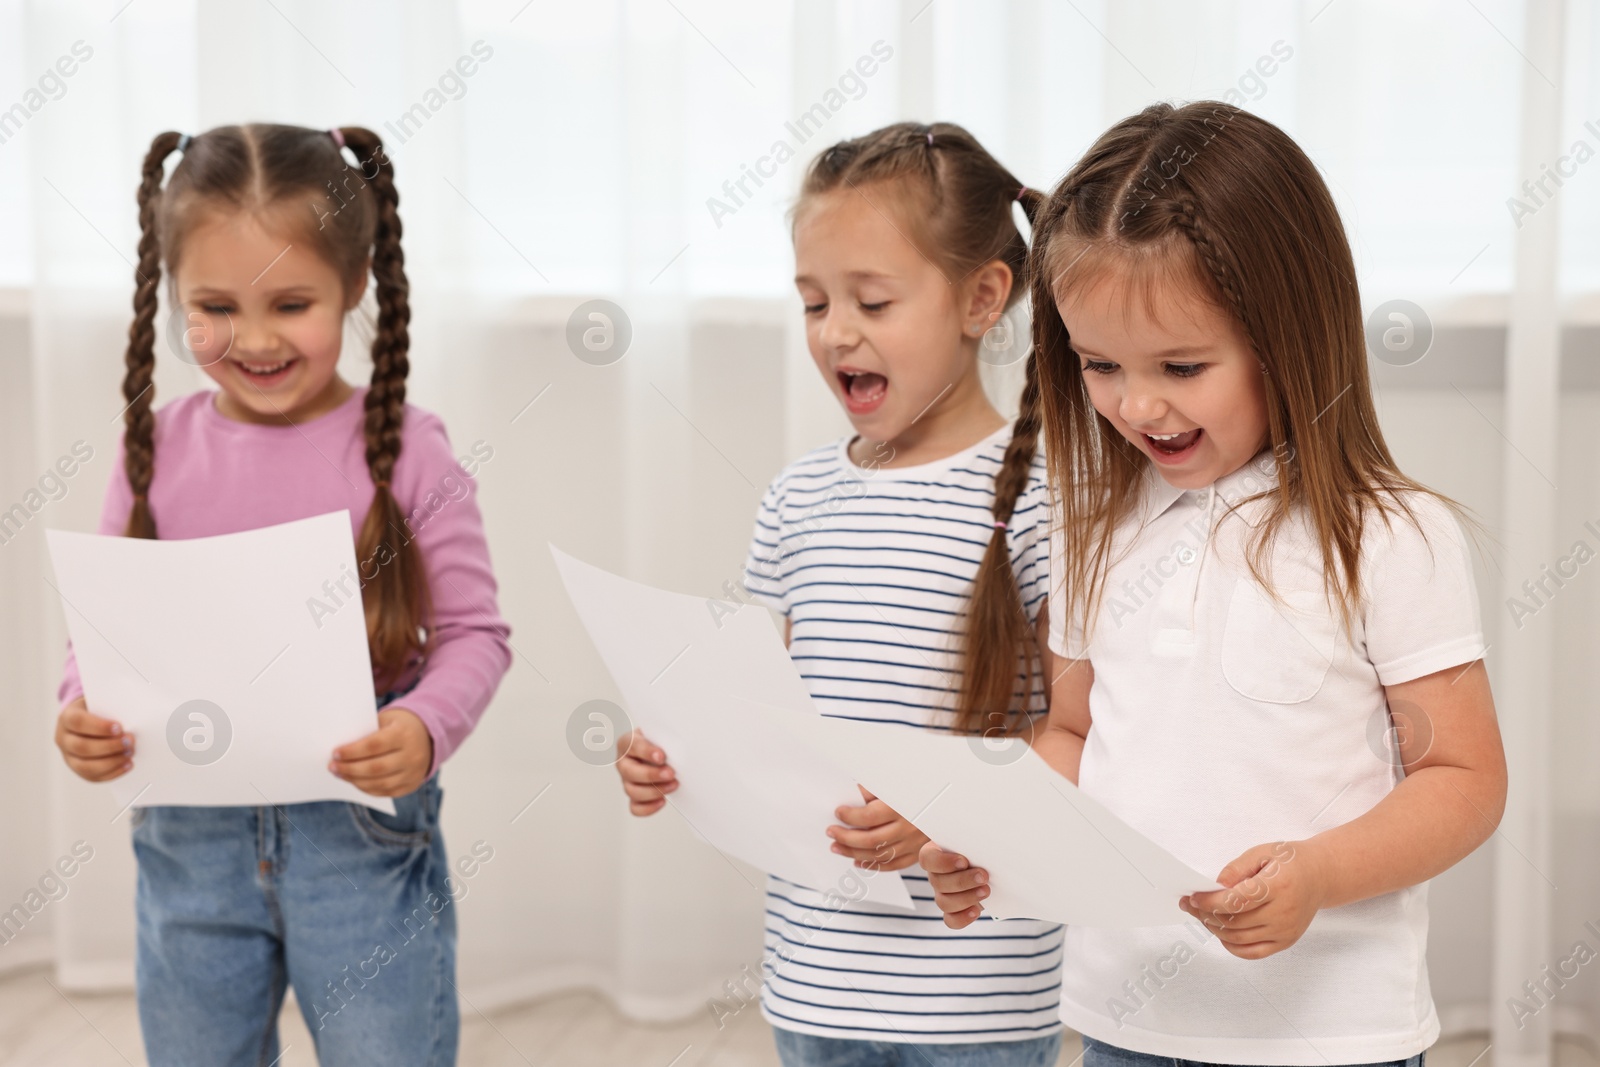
[0,0,1596,1063]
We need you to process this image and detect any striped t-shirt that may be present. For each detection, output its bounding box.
[741,422,1064,1045]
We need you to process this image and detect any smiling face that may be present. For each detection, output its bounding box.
[173,209,365,425]
[1058,260,1269,489]
[792,186,1009,462]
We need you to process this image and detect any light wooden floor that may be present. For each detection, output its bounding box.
[0,964,1590,1067]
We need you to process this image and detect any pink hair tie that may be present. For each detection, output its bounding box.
[328,127,345,148]
[993,520,1008,530]
[1015,185,1027,201]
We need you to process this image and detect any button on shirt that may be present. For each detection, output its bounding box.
[1047,448,1485,1064]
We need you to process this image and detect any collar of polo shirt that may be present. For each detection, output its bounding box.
[1142,445,1280,529]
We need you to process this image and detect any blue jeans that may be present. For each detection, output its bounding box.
[1081,1034,1426,1067]
[130,775,458,1066]
[773,1027,1062,1066]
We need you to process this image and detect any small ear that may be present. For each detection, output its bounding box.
[964,259,1014,332]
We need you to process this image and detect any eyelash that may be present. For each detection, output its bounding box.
[1080,359,1204,379]
[801,301,890,315]
[198,303,308,314]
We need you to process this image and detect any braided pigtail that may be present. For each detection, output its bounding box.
[957,353,1046,737]
[339,126,433,690]
[121,131,186,539]
[955,174,1051,738]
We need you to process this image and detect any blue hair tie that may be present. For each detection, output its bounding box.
[176,133,192,153]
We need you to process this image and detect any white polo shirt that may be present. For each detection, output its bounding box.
[1047,447,1485,1065]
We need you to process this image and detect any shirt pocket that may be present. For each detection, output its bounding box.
[1220,579,1339,704]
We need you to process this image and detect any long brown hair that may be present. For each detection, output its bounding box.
[122,123,430,691]
[795,121,1049,737]
[1030,102,1465,650]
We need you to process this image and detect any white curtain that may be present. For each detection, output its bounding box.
[2,0,1598,1055]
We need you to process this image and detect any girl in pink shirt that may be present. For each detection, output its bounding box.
[52,123,511,1067]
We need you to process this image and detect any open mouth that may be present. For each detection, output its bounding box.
[837,367,888,415]
[231,358,299,387]
[1143,428,1203,462]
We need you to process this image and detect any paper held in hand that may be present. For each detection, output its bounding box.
[750,703,1225,927]
[46,511,395,814]
[550,545,915,912]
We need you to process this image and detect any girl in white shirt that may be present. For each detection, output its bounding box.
[923,101,1507,1067]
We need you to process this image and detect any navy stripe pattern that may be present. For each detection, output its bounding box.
[741,425,1064,1044]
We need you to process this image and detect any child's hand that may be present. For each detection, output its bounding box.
[1179,840,1326,959]
[55,697,134,782]
[331,707,434,798]
[829,786,927,872]
[920,842,990,928]
[615,729,677,816]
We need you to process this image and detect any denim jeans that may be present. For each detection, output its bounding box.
[773,1027,1063,1066]
[1081,1034,1426,1067]
[130,774,457,1066]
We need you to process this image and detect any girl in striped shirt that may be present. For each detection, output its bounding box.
[617,122,1066,1066]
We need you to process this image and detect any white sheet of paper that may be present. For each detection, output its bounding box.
[550,546,914,911]
[47,511,394,814]
[749,703,1224,928]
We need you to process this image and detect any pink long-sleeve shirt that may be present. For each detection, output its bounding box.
[56,385,513,778]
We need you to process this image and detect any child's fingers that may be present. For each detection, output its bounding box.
[350,774,415,798]
[1206,917,1274,940]
[857,848,920,872]
[828,823,897,851]
[926,864,988,897]
[617,754,675,786]
[1181,896,1271,934]
[917,842,971,875]
[832,842,883,863]
[618,730,665,765]
[59,700,123,739]
[615,728,674,817]
[334,730,403,763]
[841,842,921,872]
[66,754,133,782]
[859,828,931,870]
[940,906,984,930]
[833,800,897,828]
[60,731,133,760]
[622,778,678,804]
[926,847,992,913]
[334,752,415,783]
[930,895,985,929]
[932,882,990,916]
[1184,885,1262,919]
